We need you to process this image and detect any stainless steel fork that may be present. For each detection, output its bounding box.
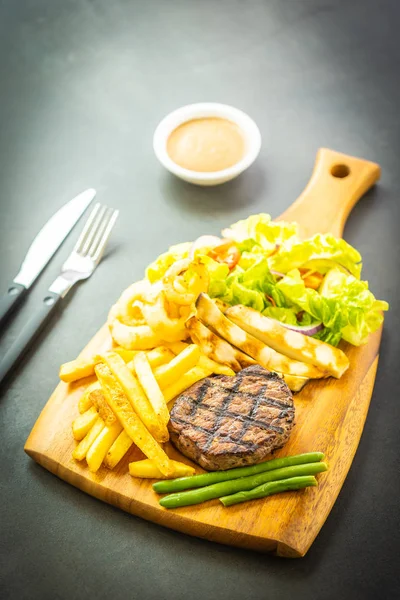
[0,203,119,385]
[49,203,119,298]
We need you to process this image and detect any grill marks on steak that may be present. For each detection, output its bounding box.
[168,365,295,471]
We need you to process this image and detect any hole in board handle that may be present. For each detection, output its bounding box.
[330,164,350,178]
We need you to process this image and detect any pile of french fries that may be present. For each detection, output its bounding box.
[60,265,349,480]
[61,341,235,478]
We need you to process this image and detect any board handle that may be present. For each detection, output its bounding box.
[277,148,381,239]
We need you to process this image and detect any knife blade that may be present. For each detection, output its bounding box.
[0,188,96,329]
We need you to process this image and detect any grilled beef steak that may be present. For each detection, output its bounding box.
[168,365,295,471]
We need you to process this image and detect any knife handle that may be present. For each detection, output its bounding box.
[0,291,62,385]
[0,283,27,330]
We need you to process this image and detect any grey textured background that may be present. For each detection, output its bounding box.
[0,1,399,599]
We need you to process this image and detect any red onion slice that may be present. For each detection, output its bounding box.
[189,235,223,259]
[270,269,285,278]
[278,321,324,336]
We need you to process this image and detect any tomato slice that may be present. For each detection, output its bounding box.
[209,241,241,271]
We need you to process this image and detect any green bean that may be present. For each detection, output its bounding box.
[220,476,317,507]
[159,461,327,509]
[153,452,325,494]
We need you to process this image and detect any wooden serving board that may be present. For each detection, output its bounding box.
[25,148,383,558]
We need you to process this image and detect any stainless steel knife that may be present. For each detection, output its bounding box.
[0,188,96,329]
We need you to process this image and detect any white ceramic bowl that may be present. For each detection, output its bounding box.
[153,102,262,186]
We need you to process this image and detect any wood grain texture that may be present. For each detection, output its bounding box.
[277,148,381,238]
[25,148,383,557]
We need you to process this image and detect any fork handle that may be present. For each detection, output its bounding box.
[0,282,28,330]
[0,291,61,386]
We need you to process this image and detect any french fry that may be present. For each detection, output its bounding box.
[114,345,175,367]
[78,381,100,413]
[104,431,133,469]
[196,294,326,379]
[95,362,174,476]
[86,420,123,472]
[113,348,138,363]
[59,357,95,382]
[166,341,189,355]
[146,347,175,368]
[198,355,235,377]
[163,365,213,406]
[129,459,195,479]
[100,352,168,443]
[132,352,170,427]
[72,405,99,440]
[153,344,201,389]
[90,389,117,426]
[124,347,175,371]
[72,416,105,461]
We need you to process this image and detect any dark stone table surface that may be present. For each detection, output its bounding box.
[0,1,399,599]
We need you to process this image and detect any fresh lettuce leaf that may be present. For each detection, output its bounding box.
[229,279,265,312]
[222,213,298,253]
[238,249,267,270]
[145,214,388,349]
[198,255,230,299]
[262,306,299,325]
[312,328,343,347]
[269,233,362,278]
[276,268,388,345]
[209,258,288,313]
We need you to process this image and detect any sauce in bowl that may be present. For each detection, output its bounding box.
[166,117,245,173]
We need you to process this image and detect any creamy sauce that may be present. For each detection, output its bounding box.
[167,118,245,172]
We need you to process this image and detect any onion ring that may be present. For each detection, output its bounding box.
[109,320,162,350]
[163,259,209,306]
[142,291,190,342]
[108,280,164,349]
[107,280,152,327]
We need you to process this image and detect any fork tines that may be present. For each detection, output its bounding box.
[76,203,119,262]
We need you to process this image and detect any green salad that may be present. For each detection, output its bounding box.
[146,213,388,347]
